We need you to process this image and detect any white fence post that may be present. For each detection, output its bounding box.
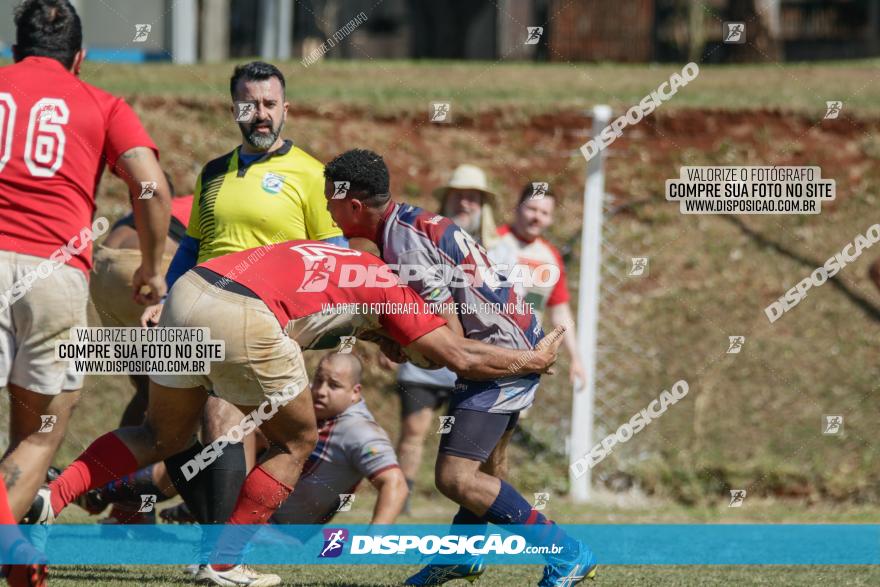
[569,105,612,503]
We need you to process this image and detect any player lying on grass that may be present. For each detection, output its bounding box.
[78,353,407,532]
[27,240,563,587]
[272,352,407,525]
[323,149,596,586]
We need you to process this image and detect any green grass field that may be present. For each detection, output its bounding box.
[40,564,880,586]
[44,493,880,585]
[72,59,880,116]
[2,58,880,585]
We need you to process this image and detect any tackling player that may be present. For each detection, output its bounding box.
[323,150,596,586]
[0,0,171,534]
[136,61,347,532]
[30,241,562,586]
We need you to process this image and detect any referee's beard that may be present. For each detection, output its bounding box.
[240,117,285,152]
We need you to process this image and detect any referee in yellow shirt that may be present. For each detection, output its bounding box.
[136,62,345,536]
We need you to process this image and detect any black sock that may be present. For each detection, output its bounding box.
[97,464,171,508]
[165,441,209,524]
[203,442,247,524]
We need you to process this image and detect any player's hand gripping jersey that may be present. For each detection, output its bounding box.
[377,203,543,413]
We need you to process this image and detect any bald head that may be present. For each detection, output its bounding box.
[320,353,362,385]
[311,352,364,420]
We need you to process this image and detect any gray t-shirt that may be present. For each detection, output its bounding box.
[397,362,457,387]
[271,399,399,524]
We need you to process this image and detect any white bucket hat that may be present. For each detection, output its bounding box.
[434,164,499,247]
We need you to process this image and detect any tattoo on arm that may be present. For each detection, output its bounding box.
[119,148,145,160]
[1,460,22,490]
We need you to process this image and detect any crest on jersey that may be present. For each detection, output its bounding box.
[262,172,285,194]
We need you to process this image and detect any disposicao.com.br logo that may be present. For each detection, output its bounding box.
[319,528,349,558]
[321,533,560,557]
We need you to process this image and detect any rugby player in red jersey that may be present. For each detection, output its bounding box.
[32,241,563,586]
[0,0,171,545]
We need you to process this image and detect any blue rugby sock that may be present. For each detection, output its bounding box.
[485,481,574,556]
[98,464,171,507]
[452,506,488,526]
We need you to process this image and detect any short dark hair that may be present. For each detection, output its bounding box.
[517,182,556,206]
[14,0,82,69]
[324,149,390,208]
[230,61,286,98]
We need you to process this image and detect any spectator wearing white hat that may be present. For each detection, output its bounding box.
[436,164,500,249]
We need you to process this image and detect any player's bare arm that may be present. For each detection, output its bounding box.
[436,302,465,337]
[114,146,172,304]
[406,325,565,380]
[368,467,408,524]
[548,303,586,387]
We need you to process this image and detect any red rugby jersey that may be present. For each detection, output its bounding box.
[0,57,157,274]
[200,240,447,348]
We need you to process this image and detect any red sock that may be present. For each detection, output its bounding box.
[0,476,16,524]
[211,466,292,571]
[49,432,139,515]
[229,465,292,524]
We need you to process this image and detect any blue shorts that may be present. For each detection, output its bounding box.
[438,408,520,462]
[449,374,539,413]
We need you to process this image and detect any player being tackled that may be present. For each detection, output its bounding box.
[323,149,597,586]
